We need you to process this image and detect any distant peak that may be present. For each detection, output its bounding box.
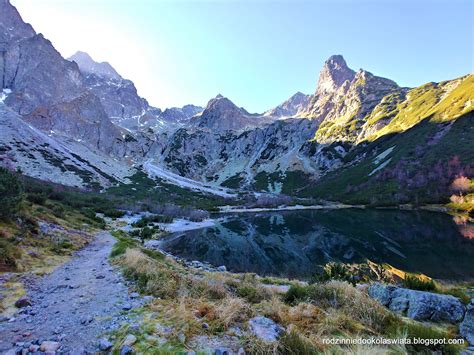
[292,91,306,98]
[215,94,224,99]
[69,51,120,79]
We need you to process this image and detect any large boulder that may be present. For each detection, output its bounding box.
[248,316,284,342]
[368,283,465,323]
[461,299,474,345]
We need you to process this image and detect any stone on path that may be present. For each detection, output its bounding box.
[248,316,284,342]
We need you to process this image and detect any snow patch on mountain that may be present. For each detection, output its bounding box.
[143,160,236,197]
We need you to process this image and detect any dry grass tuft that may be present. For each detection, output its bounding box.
[214,296,254,329]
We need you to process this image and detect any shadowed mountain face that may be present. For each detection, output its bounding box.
[161,209,474,281]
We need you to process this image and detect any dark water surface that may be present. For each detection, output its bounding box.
[160,209,474,281]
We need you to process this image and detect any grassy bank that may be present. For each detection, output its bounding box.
[107,234,466,354]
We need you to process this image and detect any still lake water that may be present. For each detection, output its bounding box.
[160,209,474,281]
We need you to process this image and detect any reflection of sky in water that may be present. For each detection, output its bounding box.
[161,209,474,281]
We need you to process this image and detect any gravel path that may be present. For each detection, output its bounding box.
[0,231,141,353]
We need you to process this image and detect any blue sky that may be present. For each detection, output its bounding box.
[12,0,474,112]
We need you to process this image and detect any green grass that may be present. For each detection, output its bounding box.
[306,113,474,205]
[110,230,137,258]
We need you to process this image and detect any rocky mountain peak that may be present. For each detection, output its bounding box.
[193,95,272,131]
[0,0,35,48]
[69,51,120,79]
[316,54,355,96]
[206,94,244,114]
[265,91,310,117]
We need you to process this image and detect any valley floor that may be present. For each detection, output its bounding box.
[0,232,145,353]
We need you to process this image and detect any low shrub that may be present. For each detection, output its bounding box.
[0,238,21,270]
[402,275,437,291]
[102,209,126,219]
[26,192,47,205]
[132,214,173,228]
[0,167,23,219]
[50,240,74,254]
[51,205,65,218]
[311,262,356,285]
[236,284,264,303]
[284,284,310,305]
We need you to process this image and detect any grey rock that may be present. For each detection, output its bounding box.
[120,345,133,355]
[368,283,465,322]
[123,334,137,346]
[98,338,113,351]
[248,316,284,342]
[461,299,474,345]
[122,303,132,311]
[216,265,227,272]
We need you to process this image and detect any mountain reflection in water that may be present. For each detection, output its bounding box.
[160,209,474,281]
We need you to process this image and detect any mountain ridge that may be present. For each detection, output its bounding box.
[0,0,472,207]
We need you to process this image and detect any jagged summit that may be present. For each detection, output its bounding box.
[69,51,120,79]
[0,0,35,48]
[315,54,356,96]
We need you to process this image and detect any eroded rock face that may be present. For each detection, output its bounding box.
[368,283,465,323]
[158,117,327,187]
[460,300,474,345]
